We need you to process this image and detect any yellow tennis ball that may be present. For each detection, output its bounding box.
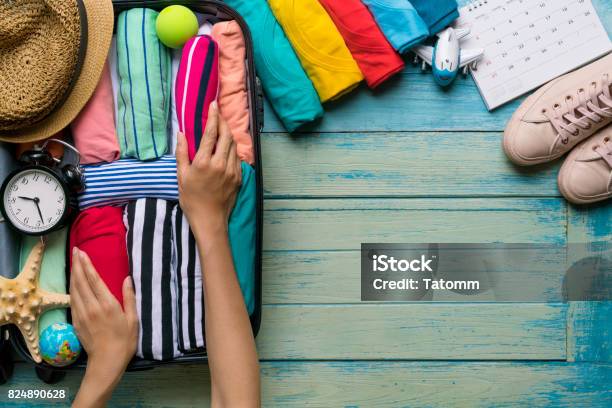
[156,5,199,49]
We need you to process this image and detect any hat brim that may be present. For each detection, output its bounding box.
[0,0,114,143]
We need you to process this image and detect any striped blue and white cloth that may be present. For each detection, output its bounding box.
[78,156,178,210]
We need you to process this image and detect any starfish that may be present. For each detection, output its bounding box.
[0,240,70,363]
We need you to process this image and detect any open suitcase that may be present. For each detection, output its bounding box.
[3,0,264,383]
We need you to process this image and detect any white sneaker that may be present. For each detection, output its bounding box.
[504,53,612,166]
[558,125,612,204]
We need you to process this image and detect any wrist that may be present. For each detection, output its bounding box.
[86,352,128,386]
[74,359,124,408]
[190,216,228,241]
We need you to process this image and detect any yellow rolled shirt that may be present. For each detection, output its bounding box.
[268,0,363,102]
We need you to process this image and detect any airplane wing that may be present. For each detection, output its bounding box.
[412,45,433,66]
[459,48,484,69]
[453,27,471,40]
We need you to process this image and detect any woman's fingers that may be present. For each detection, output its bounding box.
[79,250,115,305]
[195,102,219,163]
[227,143,239,183]
[175,132,189,177]
[214,115,234,162]
[122,277,139,331]
[69,252,86,321]
[71,247,96,305]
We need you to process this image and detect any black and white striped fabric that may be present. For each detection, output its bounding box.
[124,198,182,361]
[172,206,205,352]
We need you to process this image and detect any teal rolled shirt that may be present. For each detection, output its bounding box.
[224,0,324,132]
[362,0,429,53]
[229,162,257,314]
[116,8,171,160]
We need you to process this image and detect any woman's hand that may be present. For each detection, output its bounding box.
[71,248,138,408]
[176,102,242,240]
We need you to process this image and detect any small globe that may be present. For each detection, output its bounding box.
[39,323,81,367]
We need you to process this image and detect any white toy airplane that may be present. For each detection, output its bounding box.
[412,27,484,87]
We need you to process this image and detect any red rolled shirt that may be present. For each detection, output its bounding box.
[69,207,129,305]
[318,0,405,88]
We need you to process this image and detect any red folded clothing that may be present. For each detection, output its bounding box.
[69,207,129,305]
[319,0,405,88]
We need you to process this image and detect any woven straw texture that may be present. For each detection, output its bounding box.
[0,0,81,131]
[0,0,114,143]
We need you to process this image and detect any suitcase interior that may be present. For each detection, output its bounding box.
[9,0,264,372]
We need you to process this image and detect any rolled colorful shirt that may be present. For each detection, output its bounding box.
[228,162,257,315]
[78,156,178,210]
[170,22,213,154]
[116,8,171,160]
[71,61,121,164]
[362,0,429,54]
[212,21,254,164]
[175,35,220,162]
[20,230,68,335]
[124,198,182,361]
[223,0,323,132]
[409,0,459,35]
[171,205,205,353]
[319,0,405,89]
[268,0,363,102]
[69,207,129,305]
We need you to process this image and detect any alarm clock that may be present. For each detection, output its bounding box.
[0,139,84,236]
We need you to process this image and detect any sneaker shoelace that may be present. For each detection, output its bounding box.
[594,134,612,168]
[544,73,612,144]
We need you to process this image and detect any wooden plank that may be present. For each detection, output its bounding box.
[567,203,612,362]
[255,304,566,360]
[261,1,612,133]
[261,132,561,198]
[258,362,611,408]
[264,199,567,250]
[263,249,569,304]
[4,362,610,407]
[261,72,522,132]
[567,302,612,363]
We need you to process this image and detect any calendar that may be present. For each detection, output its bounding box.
[456,0,612,110]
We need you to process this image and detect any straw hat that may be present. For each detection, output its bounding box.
[0,0,114,143]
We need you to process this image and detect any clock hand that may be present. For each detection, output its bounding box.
[18,196,35,201]
[33,197,44,223]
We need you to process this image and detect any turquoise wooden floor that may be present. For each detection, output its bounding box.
[3,1,611,406]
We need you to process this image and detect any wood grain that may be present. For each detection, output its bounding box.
[567,203,612,362]
[4,362,611,407]
[261,132,561,198]
[262,248,569,304]
[255,303,566,360]
[263,198,567,250]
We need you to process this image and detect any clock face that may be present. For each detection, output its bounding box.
[2,168,67,234]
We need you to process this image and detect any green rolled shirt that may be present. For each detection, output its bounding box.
[19,229,68,335]
[116,8,172,160]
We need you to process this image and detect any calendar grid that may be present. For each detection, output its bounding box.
[457,0,611,109]
[487,32,605,93]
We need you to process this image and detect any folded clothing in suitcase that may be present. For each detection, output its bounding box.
[10,0,263,371]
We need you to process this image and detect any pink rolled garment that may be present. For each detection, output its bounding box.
[175,35,220,161]
[211,21,253,164]
[71,61,120,164]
